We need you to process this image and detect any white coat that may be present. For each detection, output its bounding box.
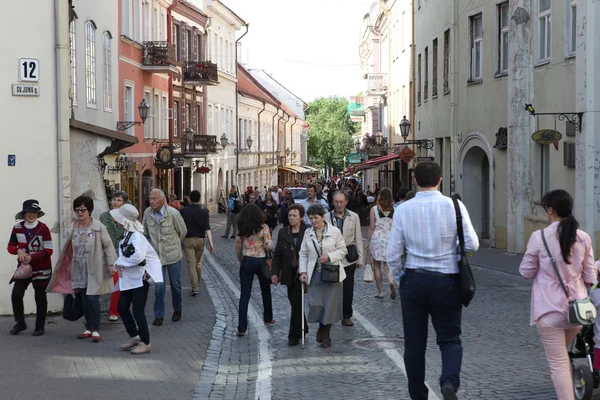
[299,222,348,285]
[114,231,164,291]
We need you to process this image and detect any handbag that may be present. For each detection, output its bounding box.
[363,263,374,283]
[12,224,41,281]
[346,244,359,263]
[63,293,84,321]
[540,229,597,325]
[452,198,476,307]
[259,236,273,282]
[311,239,340,284]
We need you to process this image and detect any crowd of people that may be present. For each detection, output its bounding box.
[8,161,600,400]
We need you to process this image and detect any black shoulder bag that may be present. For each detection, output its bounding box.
[330,211,359,262]
[452,198,476,307]
[311,237,340,284]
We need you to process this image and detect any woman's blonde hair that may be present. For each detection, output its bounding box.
[376,188,394,211]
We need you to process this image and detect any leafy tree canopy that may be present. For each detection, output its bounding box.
[306,96,359,173]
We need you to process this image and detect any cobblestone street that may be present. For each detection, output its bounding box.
[1,212,599,400]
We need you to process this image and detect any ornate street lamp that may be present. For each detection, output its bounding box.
[374,131,384,145]
[176,157,185,167]
[220,133,228,149]
[524,103,583,132]
[355,138,361,151]
[292,150,297,160]
[246,135,253,150]
[117,99,150,131]
[396,115,434,149]
[184,125,194,138]
[399,115,411,140]
[285,147,291,157]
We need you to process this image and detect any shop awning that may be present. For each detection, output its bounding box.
[301,165,318,173]
[278,166,297,173]
[354,153,400,171]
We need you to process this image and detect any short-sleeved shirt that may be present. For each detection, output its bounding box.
[179,204,211,238]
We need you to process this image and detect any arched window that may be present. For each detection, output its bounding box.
[102,31,112,111]
[84,21,97,106]
[70,16,77,104]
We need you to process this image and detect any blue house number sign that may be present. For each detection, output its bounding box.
[8,155,16,167]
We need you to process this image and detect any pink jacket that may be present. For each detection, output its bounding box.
[519,222,597,326]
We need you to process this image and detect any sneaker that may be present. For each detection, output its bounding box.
[121,335,141,350]
[109,315,119,322]
[78,330,92,339]
[441,382,457,400]
[221,235,228,239]
[131,342,151,354]
[32,328,44,336]
[9,323,27,335]
[190,291,199,297]
[91,331,102,343]
[230,235,236,238]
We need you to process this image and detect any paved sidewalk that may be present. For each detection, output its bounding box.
[0,268,215,400]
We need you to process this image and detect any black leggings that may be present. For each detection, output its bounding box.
[118,282,150,345]
[12,279,47,330]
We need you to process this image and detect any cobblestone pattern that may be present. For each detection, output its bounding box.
[0,264,215,400]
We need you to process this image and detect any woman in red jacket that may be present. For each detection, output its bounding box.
[7,199,53,336]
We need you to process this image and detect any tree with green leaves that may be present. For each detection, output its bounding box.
[306,97,358,175]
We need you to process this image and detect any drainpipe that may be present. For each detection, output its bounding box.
[272,107,281,181]
[282,113,290,165]
[274,109,284,184]
[235,23,250,180]
[55,0,71,246]
[450,0,458,195]
[257,100,266,168]
[290,117,297,165]
[167,0,179,196]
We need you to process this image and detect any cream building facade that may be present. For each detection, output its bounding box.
[415,0,579,252]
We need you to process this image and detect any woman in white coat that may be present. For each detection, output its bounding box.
[110,204,163,355]
[299,204,348,348]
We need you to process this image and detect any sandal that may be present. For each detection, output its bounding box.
[374,294,384,298]
[265,320,276,326]
[236,331,245,337]
[78,330,92,339]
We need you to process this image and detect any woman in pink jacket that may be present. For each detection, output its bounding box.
[520,189,597,400]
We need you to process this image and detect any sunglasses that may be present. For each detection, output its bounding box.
[74,208,88,213]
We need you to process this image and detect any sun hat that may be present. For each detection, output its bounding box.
[15,199,45,220]
[110,204,145,234]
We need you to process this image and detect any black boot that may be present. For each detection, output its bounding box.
[316,323,325,343]
[321,324,332,348]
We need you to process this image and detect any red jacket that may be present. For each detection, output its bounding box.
[7,221,53,287]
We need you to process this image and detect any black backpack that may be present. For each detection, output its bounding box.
[232,197,241,214]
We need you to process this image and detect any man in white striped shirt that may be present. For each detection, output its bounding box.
[387,161,479,400]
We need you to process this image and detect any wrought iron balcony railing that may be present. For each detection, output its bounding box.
[183,61,219,85]
[366,73,388,93]
[142,41,177,72]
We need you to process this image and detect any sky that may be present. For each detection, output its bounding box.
[222,0,374,103]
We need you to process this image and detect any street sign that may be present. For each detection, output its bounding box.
[399,146,416,164]
[19,58,40,82]
[12,83,40,97]
[416,156,435,161]
[8,155,16,166]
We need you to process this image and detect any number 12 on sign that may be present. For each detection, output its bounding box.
[19,58,39,82]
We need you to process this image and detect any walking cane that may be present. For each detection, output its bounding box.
[301,281,305,349]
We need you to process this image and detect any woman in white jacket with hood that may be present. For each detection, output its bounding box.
[299,204,347,348]
[110,204,163,355]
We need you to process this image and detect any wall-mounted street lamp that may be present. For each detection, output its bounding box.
[108,155,129,173]
[398,116,434,149]
[220,133,228,149]
[524,103,583,132]
[234,135,253,154]
[116,99,150,131]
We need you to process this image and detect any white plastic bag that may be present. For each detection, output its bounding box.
[363,263,374,283]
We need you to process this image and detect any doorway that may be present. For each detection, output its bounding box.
[462,146,490,239]
[141,169,154,209]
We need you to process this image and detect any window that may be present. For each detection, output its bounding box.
[70,18,77,105]
[162,93,168,139]
[197,34,203,61]
[432,39,438,97]
[173,24,180,62]
[498,2,509,74]
[417,53,421,105]
[102,32,112,111]
[154,93,160,138]
[196,105,201,134]
[443,29,450,93]
[221,107,226,139]
[567,1,577,56]
[225,107,230,139]
[469,13,483,81]
[122,0,131,37]
[537,0,551,62]
[144,92,151,139]
[124,84,133,134]
[142,0,150,41]
[84,21,97,106]
[207,104,213,135]
[185,103,191,129]
[133,0,141,42]
[185,29,191,61]
[424,46,428,101]
[173,101,179,137]
[220,37,224,69]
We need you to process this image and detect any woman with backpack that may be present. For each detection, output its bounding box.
[223,186,239,239]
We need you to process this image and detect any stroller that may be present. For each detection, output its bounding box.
[568,324,597,400]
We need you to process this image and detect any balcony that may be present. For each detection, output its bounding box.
[182,134,218,155]
[142,41,178,74]
[183,61,219,85]
[366,73,388,95]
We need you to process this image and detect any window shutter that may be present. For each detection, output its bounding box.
[192,27,198,62]
[564,142,575,168]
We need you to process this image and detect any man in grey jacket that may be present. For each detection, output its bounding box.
[324,190,363,327]
[143,188,187,326]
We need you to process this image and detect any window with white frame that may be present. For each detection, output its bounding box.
[225,107,230,139]
[221,108,226,139]
[133,0,141,42]
[84,21,97,106]
[498,2,509,74]
[144,91,151,138]
[70,18,77,105]
[537,0,551,62]
[220,37,224,70]
[567,1,577,56]
[185,103,191,129]
[102,32,112,111]
[207,104,213,135]
[469,13,483,81]
[196,105,201,134]
[162,93,168,139]
[143,0,150,41]
[122,0,131,37]
[154,93,160,138]
[424,46,428,101]
[173,101,179,137]
[124,84,133,134]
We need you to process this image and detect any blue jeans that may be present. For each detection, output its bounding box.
[76,287,101,331]
[238,257,273,333]
[400,269,462,400]
[154,261,182,318]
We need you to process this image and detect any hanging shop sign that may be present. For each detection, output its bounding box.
[347,152,366,164]
[531,129,562,144]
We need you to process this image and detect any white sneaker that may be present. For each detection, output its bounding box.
[109,315,119,322]
[121,335,141,350]
[130,342,151,354]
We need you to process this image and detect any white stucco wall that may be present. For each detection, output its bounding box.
[0,1,61,314]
